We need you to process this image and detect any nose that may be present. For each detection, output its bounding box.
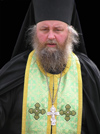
[47,30,55,40]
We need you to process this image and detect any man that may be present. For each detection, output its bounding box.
[0,0,100,134]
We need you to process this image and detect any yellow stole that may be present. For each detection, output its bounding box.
[22,50,82,134]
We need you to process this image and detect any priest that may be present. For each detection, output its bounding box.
[0,0,100,134]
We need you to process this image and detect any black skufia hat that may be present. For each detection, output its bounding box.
[11,0,87,58]
[33,0,74,25]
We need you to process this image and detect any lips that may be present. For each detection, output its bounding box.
[47,43,56,47]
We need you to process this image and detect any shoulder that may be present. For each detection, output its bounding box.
[0,50,32,95]
[75,52,100,95]
[75,52,100,78]
[1,50,31,72]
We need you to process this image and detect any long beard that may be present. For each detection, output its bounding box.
[33,36,72,73]
[38,47,67,73]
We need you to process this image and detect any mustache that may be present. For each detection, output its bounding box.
[45,39,58,45]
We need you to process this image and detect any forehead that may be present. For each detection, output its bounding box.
[37,20,68,28]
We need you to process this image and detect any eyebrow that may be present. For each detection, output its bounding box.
[54,25,64,28]
[40,25,64,29]
[40,26,49,28]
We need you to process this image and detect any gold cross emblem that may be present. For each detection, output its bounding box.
[29,103,46,120]
[59,104,76,121]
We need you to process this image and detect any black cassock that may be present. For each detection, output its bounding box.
[0,49,100,134]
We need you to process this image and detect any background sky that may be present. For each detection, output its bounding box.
[0,0,100,70]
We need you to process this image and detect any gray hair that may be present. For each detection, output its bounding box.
[26,24,79,50]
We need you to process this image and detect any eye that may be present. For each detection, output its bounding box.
[56,29,61,31]
[42,28,47,31]
[55,28,64,32]
[40,27,49,32]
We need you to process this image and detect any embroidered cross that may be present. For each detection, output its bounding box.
[29,103,46,120]
[59,104,76,121]
[47,105,59,125]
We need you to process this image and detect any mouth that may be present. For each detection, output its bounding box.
[47,43,56,48]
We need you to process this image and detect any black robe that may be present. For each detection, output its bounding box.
[0,50,100,134]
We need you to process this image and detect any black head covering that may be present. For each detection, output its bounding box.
[33,0,74,24]
[11,0,87,58]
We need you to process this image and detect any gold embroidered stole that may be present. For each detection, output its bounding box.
[22,50,82,134]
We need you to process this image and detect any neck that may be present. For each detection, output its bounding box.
[47,64,66,74]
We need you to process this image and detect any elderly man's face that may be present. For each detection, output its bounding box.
[36,20,69,50]
[33,20,78,73]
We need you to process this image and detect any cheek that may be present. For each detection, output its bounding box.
[56,34,68,45]
[37,33,47,43]
[58,28,69,45]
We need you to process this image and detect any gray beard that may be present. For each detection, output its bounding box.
[27,25,79,73]
[33,38,72,74]
[37,47,67,74]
